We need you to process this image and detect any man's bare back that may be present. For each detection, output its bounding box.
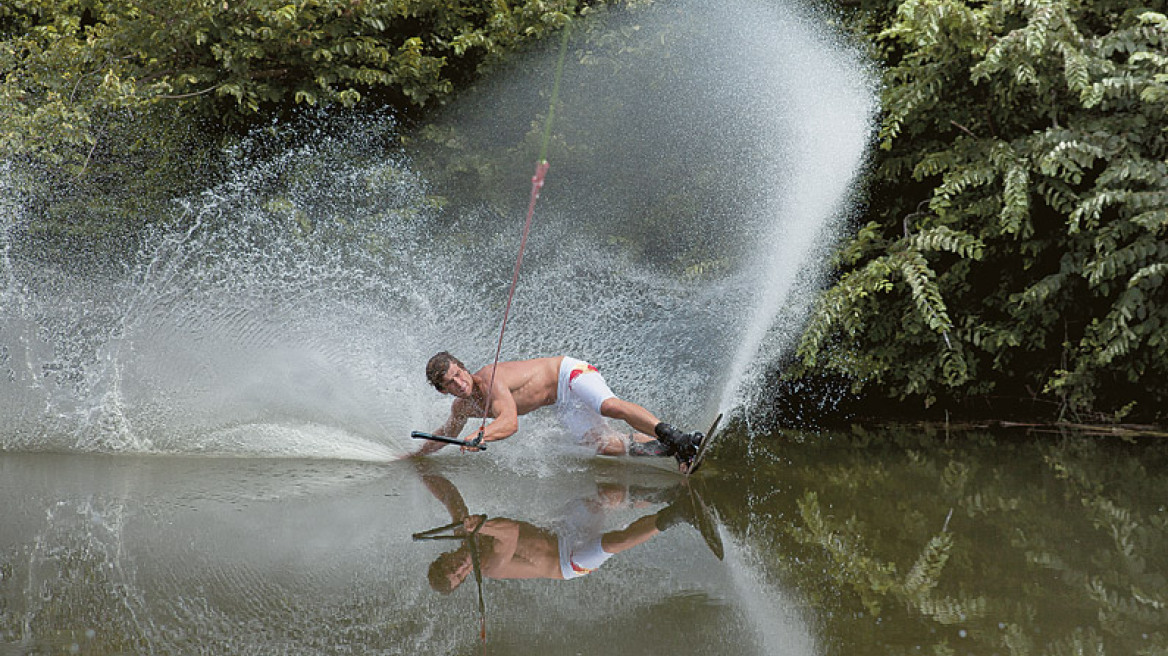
[474,518,563,580]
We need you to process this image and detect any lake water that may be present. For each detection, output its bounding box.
[2,425,1162,655]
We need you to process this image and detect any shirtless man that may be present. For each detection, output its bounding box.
[415,352,703,464]
[418,473,699,592]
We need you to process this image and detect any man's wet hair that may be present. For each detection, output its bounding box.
[428,549,468,594]
[426,351,466,391]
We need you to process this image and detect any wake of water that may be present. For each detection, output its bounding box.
[0,0,876,459]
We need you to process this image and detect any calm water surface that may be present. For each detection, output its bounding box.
[2,425,1164,655]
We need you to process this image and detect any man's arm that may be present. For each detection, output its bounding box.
[478,375,519,443]
[421,474,469,519]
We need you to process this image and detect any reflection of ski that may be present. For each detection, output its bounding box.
[682,413,723,476]
[686,481,724,560]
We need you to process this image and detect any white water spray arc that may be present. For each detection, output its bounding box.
[0,0,876,456]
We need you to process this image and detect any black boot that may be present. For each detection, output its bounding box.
[654,494,696,532]
[654,423,704,461]
[654,487,725,560]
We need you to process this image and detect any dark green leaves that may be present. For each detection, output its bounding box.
[0,0,589,163]
[797,0,1168,420]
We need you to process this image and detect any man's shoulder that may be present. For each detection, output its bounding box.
[503,356,563,371]
[475,357,553,375]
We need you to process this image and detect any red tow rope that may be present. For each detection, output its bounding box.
[473,22,569,443]
[476,161,550,439]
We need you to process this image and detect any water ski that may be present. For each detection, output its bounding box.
[681,413,723,476]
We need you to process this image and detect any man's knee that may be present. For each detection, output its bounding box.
[599,397,628,419]
[584,428,628,455]
[597,440,627,456]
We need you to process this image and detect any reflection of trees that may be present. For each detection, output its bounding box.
[712,426,1168,655]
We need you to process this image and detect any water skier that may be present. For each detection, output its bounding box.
[418,473,705,591]
[413,352,704,467]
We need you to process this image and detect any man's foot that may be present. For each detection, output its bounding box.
[654,494,698,532]
[653,423,705,467]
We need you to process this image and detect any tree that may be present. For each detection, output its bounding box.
[1,0,588,152]
[0,0,604,232]
[795,0,1168,422]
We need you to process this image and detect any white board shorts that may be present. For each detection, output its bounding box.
[555,357,620,444]
[556,496,615,580]
[558,533,614,580]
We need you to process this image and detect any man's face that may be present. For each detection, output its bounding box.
[438,362,474,398]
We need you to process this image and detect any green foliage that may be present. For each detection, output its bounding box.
[0,0,596,167]
[796,0,1168,420]
[0,0,614,236]
[792,490,966,619]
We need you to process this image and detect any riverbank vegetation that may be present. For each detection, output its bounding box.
[795,0,1167,425]
[1,0,601,232]
[3,0,1164,424]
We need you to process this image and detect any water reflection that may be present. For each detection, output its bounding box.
[414,472,723,594]
[20,424,1161,654]
[7,426,1164,655]
[713,425,1168,656]
[0,452,811,655]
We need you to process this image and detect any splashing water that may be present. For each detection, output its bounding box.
[0,0,876,458]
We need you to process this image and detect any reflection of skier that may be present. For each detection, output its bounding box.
[416,353,704,467]
[418,474,706,593]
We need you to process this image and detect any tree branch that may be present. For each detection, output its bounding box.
[949,120,977,138]
[154,84,222,100]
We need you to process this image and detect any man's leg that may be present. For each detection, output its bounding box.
[598,397,659,436]
[596,399,667,455]
[600,397,703,460]
[593,399,668,455]
[599,514,661,555]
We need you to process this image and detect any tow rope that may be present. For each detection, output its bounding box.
[413,515,489,643]
[474,22,572,442]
